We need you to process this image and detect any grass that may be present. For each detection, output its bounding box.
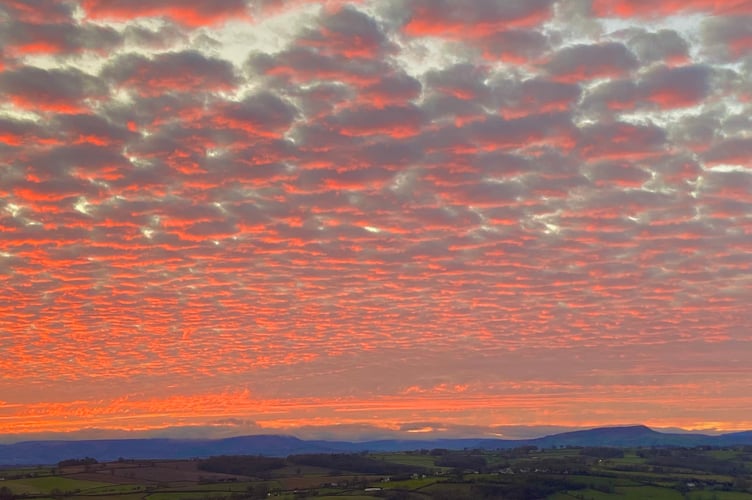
[314,497,381,500]
[558,488,621,499]
[418,482,475,498]
[609,457,647,465]
[377,476,438,490]
[375,452,438,468]
[70,496,145,500]
[551,485,688,500]
[615,485,685,499]
[145,493,235,500]
[78,483,146,494]
[688,492,752,500]
[0,475,115,494]
[708,450,741,460]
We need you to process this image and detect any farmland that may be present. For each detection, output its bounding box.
[1,445,751,499]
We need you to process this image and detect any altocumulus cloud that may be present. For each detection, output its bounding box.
[0,0,751,439]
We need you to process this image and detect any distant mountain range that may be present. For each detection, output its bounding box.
[1,425,751,465]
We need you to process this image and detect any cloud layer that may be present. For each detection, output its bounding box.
[0,0,750,439]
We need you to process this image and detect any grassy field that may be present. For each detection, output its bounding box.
[371,452,441,469]
[0,445,750,499]
[688,492,752,500]
[0,475,115,494]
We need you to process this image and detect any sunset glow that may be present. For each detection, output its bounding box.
[1,0,751,442]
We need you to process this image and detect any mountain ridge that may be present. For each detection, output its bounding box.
[2,425,751,465]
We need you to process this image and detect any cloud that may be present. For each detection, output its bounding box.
[703,137,752,167]
[545,42,638,82]
[581,64,712,113]
[0,0,75,23]
[592,0,752,18]
[80,0,251,26]
[640,65,712,108]
[0,0,750,440]
[0,66,107,113]
[403,0,555,37]
[702,16,752,61]
[0,22,121,57]
[478,29,550,62]
[495,77,582,117]
[298,5,394,58]
[102,50,238,97]
[628,29,690,65]
[578,122,666,160]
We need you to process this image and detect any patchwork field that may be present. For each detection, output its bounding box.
[0,445,751,499]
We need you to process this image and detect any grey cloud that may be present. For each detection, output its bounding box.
[326,103,426,135]
[1,21,121,55]
[124,125,198,160]
[27,143,130,177]
[183,219,238,240]
[575,187,677,216]
[110,161,181,192]
[420,93,487,122]
[123,24,188,49]
[0,0,74,22]
[651,156,703,185]
[468,111,575,149]
[10,176,104,203]
[401,0,555,27]
[416,123,473,153]
[473,151,531,178]
[360,140,423,168]
[628,29,689,64]
[581,65,711,114]
[450,179,528,206]
[290,122,360,152]
[494,77,582,114]
[723,110,752,138]
[703,137,752,166]
[300,5,395,57]
[480,29,550,61]
[700,170,752,196]
[220,91,298,132]
[53,113,137,145]
[425,63,491,102]
[526,172,589,198]
[0,116,49,148]
[702,16,752,61]
[577,121,666,160]
[667,112,723,150]
[545,42,638,81]
[289,82,354,119]
[102,50,238,95]
[640,64,712,107]
[103,93,207,128]
[0,65,107,109]
[247,46,388,85]
[362,71,422,104]
[584,161,651,187]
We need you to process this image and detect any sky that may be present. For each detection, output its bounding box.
[1,0,751,444]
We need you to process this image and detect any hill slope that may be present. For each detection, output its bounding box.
[1,426,751,465]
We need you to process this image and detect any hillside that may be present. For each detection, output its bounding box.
[2,426,751,465]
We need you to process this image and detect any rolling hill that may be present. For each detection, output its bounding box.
[1,425,751,465]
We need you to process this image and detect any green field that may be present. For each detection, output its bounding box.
[0,475,115,494]
[0,445,750,499]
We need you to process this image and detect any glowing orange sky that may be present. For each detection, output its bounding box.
[0,0,751,442]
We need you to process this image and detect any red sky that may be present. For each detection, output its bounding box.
[1,0,751,442]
